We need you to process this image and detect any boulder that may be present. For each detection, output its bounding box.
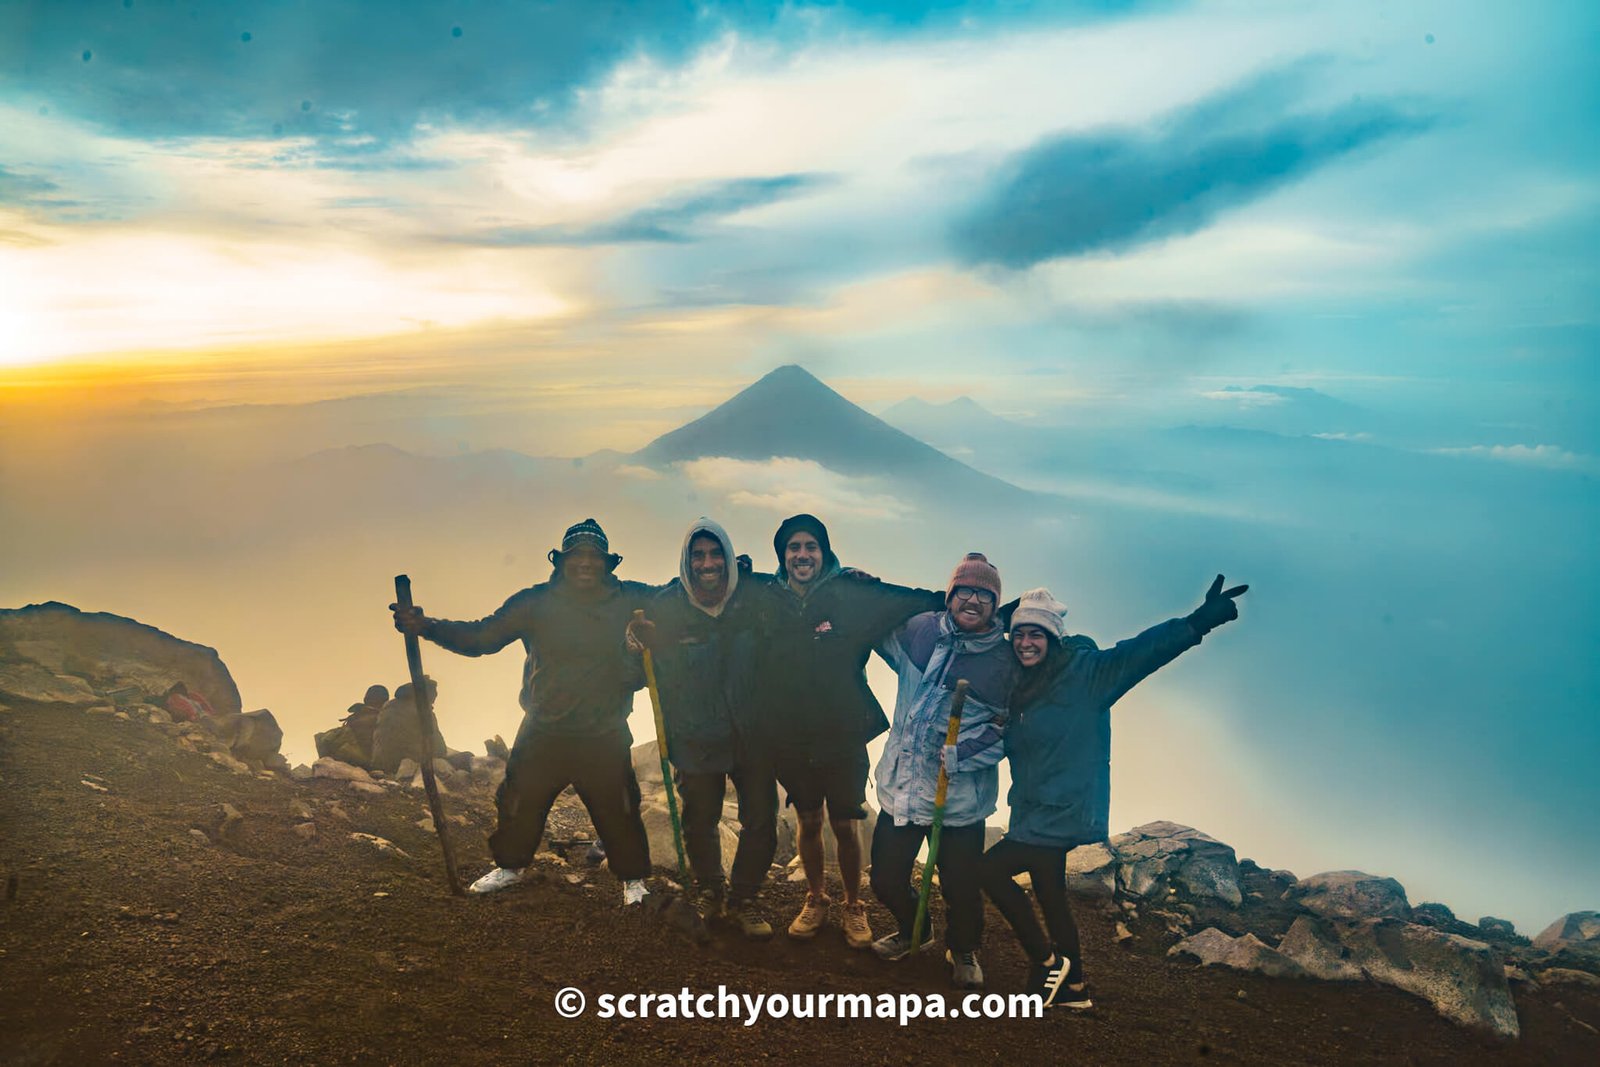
[1277,916,1363,981]
[776,791,874,873]
[1333,919,1519,1039]
[217,709,283,763]
[1533,911,1600,972]
[1412,902,1457,927]
[312,758,377,782]
[405,771,447,794]
[1538,967,1600,988]
[470,755,506,789]
[217,804,244,838]
[1533,911,1600,951]
[395,758,420,782]
[638,800,740,878]
[1168,927,1307,979]
[208,751,251,775]
[1107,822,1242,907]
[1412,902,1482,938]
[289,764,314,781]
[0,601,241,714]
[349,832,409,859]
[1477,916,1519,940]
[0,661,101,706]
[630,739,815,871]
[1064,842,1117,899]
[1288,871,1411,921]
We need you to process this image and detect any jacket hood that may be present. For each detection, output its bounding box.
[679,517,738,617]
[773,512,841,588]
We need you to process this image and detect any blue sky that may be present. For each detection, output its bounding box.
[2,1,1596,932]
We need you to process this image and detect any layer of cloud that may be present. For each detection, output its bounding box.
[1431,443,1598,472]
[953,65,1436,267]
[676,456,911,519]
[444,173,832,247]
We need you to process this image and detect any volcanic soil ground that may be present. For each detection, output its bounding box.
[2,701,1597,1065]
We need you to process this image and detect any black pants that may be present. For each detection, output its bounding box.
[979,838,1083,983]
[676,761,779,902]
[490,728,650,881]
[868,812,986,953]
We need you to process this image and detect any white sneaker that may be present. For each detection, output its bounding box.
[622,879,650,906]
[467,866,525,894]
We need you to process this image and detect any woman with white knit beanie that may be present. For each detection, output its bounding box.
[983,576,1247,1009]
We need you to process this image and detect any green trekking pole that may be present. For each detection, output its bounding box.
[633,610,691,888]
[911,679,969,950]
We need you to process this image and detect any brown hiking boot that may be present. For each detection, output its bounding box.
[725,897,774,941]
[787,893,831,940]
[840,900,873,949]
[689,885,724,920]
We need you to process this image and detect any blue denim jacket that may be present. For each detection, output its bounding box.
[874,611,1017,828]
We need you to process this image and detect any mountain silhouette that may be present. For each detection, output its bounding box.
[881,394,1031,452]
[634,365,1030,503]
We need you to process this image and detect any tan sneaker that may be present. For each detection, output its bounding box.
[840,901,874,949]
[787,893,831,940]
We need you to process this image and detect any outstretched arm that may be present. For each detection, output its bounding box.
[391,590,536,657]
[857,579,947,643]
[1084,574,1248,705]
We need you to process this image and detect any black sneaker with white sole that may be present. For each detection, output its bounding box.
[1032,953,1070,1008]
[1055,981,1093,1011]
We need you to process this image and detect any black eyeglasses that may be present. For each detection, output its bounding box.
[951,586,996,606]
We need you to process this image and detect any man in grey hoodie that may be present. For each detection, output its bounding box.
[627,518,779,939]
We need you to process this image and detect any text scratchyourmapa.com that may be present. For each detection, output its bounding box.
[553,985,1044,1026]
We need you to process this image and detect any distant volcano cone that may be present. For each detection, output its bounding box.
[634,365,1027,503]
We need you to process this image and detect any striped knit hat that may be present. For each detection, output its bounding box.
[560,518,609,553]
[548,517,622,571]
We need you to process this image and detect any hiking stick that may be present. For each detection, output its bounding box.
[911,679,969,949]
[633,609,691,887]
[394,575,464,896]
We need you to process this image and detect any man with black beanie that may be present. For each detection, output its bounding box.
[755,513,943,948]
[391,518,659,905]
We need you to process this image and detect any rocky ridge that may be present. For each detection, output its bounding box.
[3,601,1598,1053]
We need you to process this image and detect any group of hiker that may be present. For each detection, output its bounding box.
[389,515,1247,1009]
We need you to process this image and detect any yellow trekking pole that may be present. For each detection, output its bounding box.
[911,679,969,949]
[633,610,691,887]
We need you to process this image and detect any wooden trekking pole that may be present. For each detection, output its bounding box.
[911,679,969,949]
[394,575,463,896]
[633,609,691,887]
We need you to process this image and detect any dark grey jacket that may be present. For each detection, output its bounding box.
[425,573,659,739]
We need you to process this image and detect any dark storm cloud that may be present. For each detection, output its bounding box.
[952,66,1437,268]
[1,1,1168,147]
